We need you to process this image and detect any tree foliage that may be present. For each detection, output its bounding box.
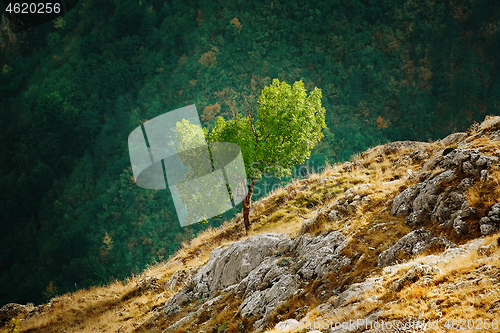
[0,0,499,306]
[209,79,325,178]
[208,79,326,230]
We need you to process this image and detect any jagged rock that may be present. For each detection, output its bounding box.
[440,132,467,146]
[391,149,498,233]
[409,148,430,161]
[381,141,430,155]
[480,224,499,235]
[163,291,189,315]
[333,278,383,308]
[298,210,327,236]
[406,208,430,227]
[444,265,500,291]
[163,232,351,331]
[164,268,192,292]
[0,303,34,325]
[453,218,469,235]
[291,231,350,280]
[236,257,287,296]
[463,161,478,176]
[422,148,496,174]
[480,115,500,131]
[400,170,456,225]
[166,311,196,331]
[186,233,292,299]
[489,203,500,219]
[391,183,425,217]
[315,302,337,316]
[273,319,300,331]
[432,190,476,230]
[477,242,498,257]
[376,229,455,267]
[481,169,489,182]
[478,203,500,235]
[331,187,373,218]
[328,210,340,222]
[441,246,468,259]
[242,274,300,330]
[489,130,500,141]
[390,264,440,292]
[476,155,498,168]
[165,304,181,316]
[136,276,161,294]
[342,162,354,172]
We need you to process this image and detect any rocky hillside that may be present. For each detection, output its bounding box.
[2,116,500,333]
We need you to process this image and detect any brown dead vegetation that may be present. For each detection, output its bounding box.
[7,116,500,333]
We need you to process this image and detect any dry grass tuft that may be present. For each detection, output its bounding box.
[479,114,500,132]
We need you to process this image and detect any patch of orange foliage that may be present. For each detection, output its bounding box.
[196,10,203,24]
[377,115,388,129]
[230,17,242,33]
[199,51,216,66]
[201,103,221,122]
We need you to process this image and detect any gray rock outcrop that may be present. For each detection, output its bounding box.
[163,232,351,331]
[164,268,192,292]
[0,303,34,325]
[479,203,500,235]
[273,318,300,331]
[376,229,455,267]
[389,264,440,292]
[333,277,383,308]
[391,149,498,234]
[440,132,467,146]
[329,185,374,219]
[185,233,292,300]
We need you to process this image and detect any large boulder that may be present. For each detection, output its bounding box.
[392,149,498,234]
[389,264,441,292]
[333,277,383,308]
[186,233,292,299]
[479,203,500,235]
[163,232,351,331]
[376,229,455,267]
[0,303,34,325]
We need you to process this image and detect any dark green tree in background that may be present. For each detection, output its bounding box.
[0,0,499,305]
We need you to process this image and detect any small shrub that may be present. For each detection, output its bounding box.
[167,305,181,315]
[466,122,480,135]
[5,318,20,333]
[277,258,289,267]
[218,321,229,333]
[42,281,58,302]
[443,145,457,156]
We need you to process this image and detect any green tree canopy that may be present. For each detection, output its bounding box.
[209,79,326,178]
[207,79,326,231]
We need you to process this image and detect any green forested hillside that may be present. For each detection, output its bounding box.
[1,0,499,306]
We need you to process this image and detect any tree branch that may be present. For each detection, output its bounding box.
[243,94,260,144]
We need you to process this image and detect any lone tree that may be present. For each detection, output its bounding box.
[208,79,326,232]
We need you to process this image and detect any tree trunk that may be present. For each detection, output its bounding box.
[242,180,255,233]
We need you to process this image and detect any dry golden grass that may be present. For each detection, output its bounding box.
[9,116,500,333]
[479,115,500,132]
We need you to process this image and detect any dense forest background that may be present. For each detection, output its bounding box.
[1,0,499,306]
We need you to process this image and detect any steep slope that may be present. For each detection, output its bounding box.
[2,115,500,333]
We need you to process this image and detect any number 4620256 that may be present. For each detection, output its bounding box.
[5,2,61,14]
